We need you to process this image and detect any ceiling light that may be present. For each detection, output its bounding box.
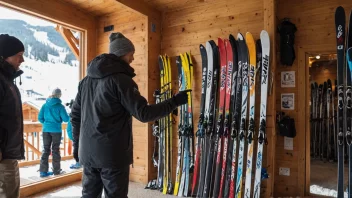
[316,55,320,59]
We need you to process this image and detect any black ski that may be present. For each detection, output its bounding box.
[203,40,220,198]
[335,6,346,197]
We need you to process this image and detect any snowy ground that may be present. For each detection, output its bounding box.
[310,158,348,197]
[20,158,81,186]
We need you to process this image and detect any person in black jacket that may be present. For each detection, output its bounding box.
[71,32,189,198]
[0,34,25,198]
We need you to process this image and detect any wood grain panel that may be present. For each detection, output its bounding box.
[276,0,352,196]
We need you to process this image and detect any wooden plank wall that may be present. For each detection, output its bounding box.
[160,0,276,196]
[276,0,352,196]
[97,11,149,183]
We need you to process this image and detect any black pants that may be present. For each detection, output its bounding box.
[39,132,62,173]
[82,165,130,198]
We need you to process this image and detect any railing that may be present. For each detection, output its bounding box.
[20,121,73,167]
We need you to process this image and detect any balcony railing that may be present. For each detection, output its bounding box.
[21,121,73,167]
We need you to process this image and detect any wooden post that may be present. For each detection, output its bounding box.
[31,133,34,160]
[263,0,277,197]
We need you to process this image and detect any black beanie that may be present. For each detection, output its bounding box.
[0,34,25,59]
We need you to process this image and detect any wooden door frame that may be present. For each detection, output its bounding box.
[297,45,336,195]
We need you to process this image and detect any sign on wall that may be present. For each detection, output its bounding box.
[281,71,295,87]
[281,93,295,110]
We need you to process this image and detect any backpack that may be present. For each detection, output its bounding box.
[276,112,296,138]
[278,18,297,66]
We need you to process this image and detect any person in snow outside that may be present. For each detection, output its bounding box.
[71,32,190,198]
[38,88,69,177]
[0,34,25,198]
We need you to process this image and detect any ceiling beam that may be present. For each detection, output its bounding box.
[56,25,80,60]
[115,0,161,20]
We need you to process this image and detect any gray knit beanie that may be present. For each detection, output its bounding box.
[51,88,62,98]
[109,32,135,57]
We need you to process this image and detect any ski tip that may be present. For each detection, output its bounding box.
[335,6,345,13]
[229,34,236,41]
[245,32,253,38]
[327,78,331,83]
[260,30,269,38]
[260,30,270,48]
[218,37,224,45]
[245,32,255,44]
[237,33,244,40]
[335,6,346,22]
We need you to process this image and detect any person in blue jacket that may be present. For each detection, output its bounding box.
[38,88,69,177]
[66,100,80,169]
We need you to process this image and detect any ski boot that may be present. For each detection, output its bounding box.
[40,171,53,178]
[70,162,81,169]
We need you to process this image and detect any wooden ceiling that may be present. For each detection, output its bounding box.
[59,0,217,16]
[59,0,126,16]
[143,0,218,12]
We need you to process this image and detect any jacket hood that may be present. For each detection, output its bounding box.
[87,54,135,79]
[46,98,62,106]
[0,59,23,81]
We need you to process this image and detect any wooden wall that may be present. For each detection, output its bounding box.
[160,0,276,196]
[276,0,352,196]
[97,11,149,183]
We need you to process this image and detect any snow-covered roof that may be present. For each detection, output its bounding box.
[22,100,46,111]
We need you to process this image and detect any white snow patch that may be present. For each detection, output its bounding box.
[18,55,79,105]
[310,184,347,198]
[33,30,65,52]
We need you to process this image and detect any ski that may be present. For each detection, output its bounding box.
[229,35,243,198]
[174,56,185,195]
[327,79,332,162]
[177,54,188,197]
[158,56,166,192]
[223,34,239,198]
[212,38,227,198]
[236,33,249,198]
[203,40,220,198]
[219,38,234,198]
[244,32,257,198]
[166,55,174,194]
[191,44,208,196]
[347,8,352,197]
[311,82,318,158]
[335,6,346,197]
[253,30,270,198]
[184,52,194,197]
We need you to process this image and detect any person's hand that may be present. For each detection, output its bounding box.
[172,89,191,106]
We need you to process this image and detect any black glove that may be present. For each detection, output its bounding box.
[73,141,79,162]
[172,90,191,106]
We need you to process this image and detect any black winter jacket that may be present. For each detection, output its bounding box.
[71,54,177,168]
[0,59,25,160]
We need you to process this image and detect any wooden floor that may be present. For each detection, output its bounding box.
[20,159,81,186]
[28,180,330,198]
[29,181,176,198]
[24,159,342,198]
[310,158,347,197]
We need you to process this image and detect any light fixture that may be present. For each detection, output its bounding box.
[316,55,321,59]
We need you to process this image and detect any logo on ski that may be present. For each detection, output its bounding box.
[262,55,269,84]
[220,66,227,89]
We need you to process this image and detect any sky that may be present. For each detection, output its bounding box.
[0,6,54,27]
